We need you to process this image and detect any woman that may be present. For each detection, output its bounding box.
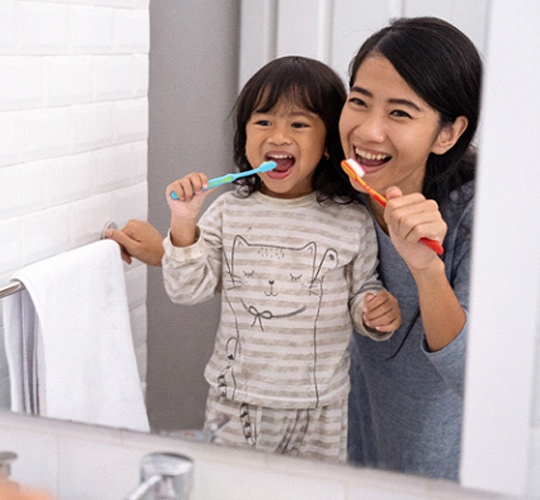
[340,17,481,480]
[106,16,482,480]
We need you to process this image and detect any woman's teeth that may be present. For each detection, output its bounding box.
[354,148,389,161]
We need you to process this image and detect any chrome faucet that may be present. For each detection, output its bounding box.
[125,452,193,500]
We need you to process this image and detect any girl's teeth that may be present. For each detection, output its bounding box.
[268,154,292,160]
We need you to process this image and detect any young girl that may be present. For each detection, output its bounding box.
[162,56,401,462]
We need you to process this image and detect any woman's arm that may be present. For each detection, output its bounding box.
[410,258,466,351]
[384,186,465,352]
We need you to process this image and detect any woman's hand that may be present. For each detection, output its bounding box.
[384,186,447,272]
[105,220,164,266]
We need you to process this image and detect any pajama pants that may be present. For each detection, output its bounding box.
[204,389,348,463]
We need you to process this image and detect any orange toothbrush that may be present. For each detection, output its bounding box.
[341,158,444,255]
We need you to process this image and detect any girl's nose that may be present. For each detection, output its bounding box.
[268,125,292,145]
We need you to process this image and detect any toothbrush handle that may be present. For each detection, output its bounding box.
[419,238,444,255]
[170,172,242,198]
[206,174,235,189]
[365,186,444,255]
[171,162,276,198]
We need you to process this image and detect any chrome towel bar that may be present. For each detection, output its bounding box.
[0,281,24,299]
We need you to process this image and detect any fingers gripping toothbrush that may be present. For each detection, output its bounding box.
[170,161,277,200]
[341,158,444,255]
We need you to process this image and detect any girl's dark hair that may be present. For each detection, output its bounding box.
[233,55,357,202]
[348,17,482,203]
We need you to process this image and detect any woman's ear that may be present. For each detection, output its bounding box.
[431,116,469,155]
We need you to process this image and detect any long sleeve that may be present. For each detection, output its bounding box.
[162,198,225,305]
[346,212,390,341]
[422,187,474,396]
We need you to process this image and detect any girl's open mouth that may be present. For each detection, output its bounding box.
[265,154,295,179]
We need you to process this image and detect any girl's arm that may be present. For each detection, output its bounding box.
[162,172,223,305]
[348,207,400,340]
[166,172,211,247]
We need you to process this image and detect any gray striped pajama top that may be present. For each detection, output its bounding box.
[162,190,389,410]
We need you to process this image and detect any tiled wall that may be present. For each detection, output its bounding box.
[0,0,150,400]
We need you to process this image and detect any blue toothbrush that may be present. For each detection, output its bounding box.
[170,160,277,200]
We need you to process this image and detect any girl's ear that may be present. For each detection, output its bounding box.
[431,116,468,155]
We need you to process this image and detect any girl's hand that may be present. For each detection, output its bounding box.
[362,291,401,333]
[166,172,211,219]
[166,172,214,247]
[384,186,447,271]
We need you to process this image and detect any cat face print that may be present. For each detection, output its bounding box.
[227,236,338,329]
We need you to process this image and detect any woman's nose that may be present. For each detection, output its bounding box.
[356,113,386,143]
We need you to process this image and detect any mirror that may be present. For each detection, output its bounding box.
[3,0,525,491]
[144,0,491,436]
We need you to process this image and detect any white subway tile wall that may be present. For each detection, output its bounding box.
[0,0,149,404]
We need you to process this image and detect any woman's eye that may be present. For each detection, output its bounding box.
[391,109,412,119]
[348,97,366,107]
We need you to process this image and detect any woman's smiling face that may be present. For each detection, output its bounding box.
[339,55,447,196]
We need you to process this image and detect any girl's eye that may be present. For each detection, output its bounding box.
[291,122,309,129]
[254,119,271,126]
[390,109,412,119]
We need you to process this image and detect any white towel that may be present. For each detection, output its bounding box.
[3,239,149,432]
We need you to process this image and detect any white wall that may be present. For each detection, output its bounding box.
[0,0,150,400]
[239,0,489,88]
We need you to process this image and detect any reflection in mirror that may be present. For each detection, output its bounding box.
[146,0,488,479]
[0,0,490,484]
